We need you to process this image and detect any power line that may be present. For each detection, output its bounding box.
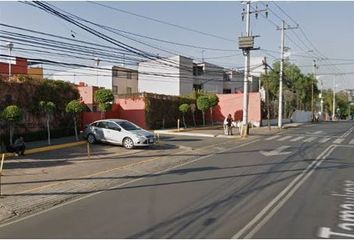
[88,1,235,43]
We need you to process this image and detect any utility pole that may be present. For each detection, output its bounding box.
[312,59,316,122]
[332,75,336,121]
[6,42,13,79]
[276,21,298,128]
[262,57,271,130]
[239,1,267,137]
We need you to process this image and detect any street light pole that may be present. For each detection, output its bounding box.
[278,21,285,128]
[95,58,100,86]
[276,22,298,128]
[6,42,13,79]
[320,79,323,116]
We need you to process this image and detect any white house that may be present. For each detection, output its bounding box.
[138,55,260,96]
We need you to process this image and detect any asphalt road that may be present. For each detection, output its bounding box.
[0,121,353,238]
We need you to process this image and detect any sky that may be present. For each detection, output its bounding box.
[0,1,354,91]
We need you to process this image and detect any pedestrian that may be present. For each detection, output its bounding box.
[223,117,228,135]
[226,114,233,135]
[6,136,26,156]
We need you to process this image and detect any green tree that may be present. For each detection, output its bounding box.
[336,91,350,119]
[207,94,219,126]
[260,61,319,118]
[66,100,85,141]
[196,96,210,126]
[2,105,22,144]
[95,89,114,119]
[190,103,197,127]
[179,103,190,128]
[39,101,56,145]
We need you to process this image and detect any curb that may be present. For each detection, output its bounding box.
[4,141,86,157]
[154,130,216,138]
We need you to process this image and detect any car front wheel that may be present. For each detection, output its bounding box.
[123,137,134,149]
[87,134,96,144]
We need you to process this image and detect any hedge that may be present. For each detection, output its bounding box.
[144,93,197,129]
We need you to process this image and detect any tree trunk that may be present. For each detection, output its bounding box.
[47,116,51,145]
[182,115,187,128]
[192,111,196,127]
[267,90,271,130]
[202,111,205,126]
[9,124,14,145]
[210,108,213,126]
[74,116,78,141]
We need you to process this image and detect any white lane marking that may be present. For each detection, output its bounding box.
[333,138,345,144]
[303,137,317,142]
[259,146,292,157]
[319,138,331,143]
[313,131,324,135]
[265,135,281,141]
[0,139,261,229]
[232,144,336,239]
[277,136,292,141]
[349,139,354,145]
[318,227,354,238]
[341,127,354,138]
[290,136,304,142]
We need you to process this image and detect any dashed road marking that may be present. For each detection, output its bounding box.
[333,138,345,144]
[277,136,292,141]
[319,138,331,143]
[265,135,281,141]
[290,136,304,142]
[303,137,317,143]
[349,139,354,145]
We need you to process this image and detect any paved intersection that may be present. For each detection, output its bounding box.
[0,121,353,238]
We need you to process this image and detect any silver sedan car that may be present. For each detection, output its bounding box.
[83,119,156,149]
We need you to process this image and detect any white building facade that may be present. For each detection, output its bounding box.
[51,65,138,96]
[138,55,259,96]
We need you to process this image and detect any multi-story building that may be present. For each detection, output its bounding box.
[138,55,259,96]
[51,65,138,98]
[345,89,354,103]
[76,82,100,112]
[138,55,194,96]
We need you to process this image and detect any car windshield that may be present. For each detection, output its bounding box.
[116,121,141,131]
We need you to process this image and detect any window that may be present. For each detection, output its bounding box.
[112,85,118,95]
[193,66,204,76]
[106,122,121,131]
[96,121,107,129]
[126,87,132,94]
[127,72,132,79]
[223,89,231,94]
[115,120,140,131]
[112,70,118,77]
[193,84,202,91]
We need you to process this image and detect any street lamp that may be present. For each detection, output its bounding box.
[6,42,13,79]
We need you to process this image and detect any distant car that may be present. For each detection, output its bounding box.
[83,119,156,149]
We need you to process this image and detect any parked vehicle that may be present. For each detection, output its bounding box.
[83,119,155,149]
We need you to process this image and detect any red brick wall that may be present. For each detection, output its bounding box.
[0,57,28,75]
